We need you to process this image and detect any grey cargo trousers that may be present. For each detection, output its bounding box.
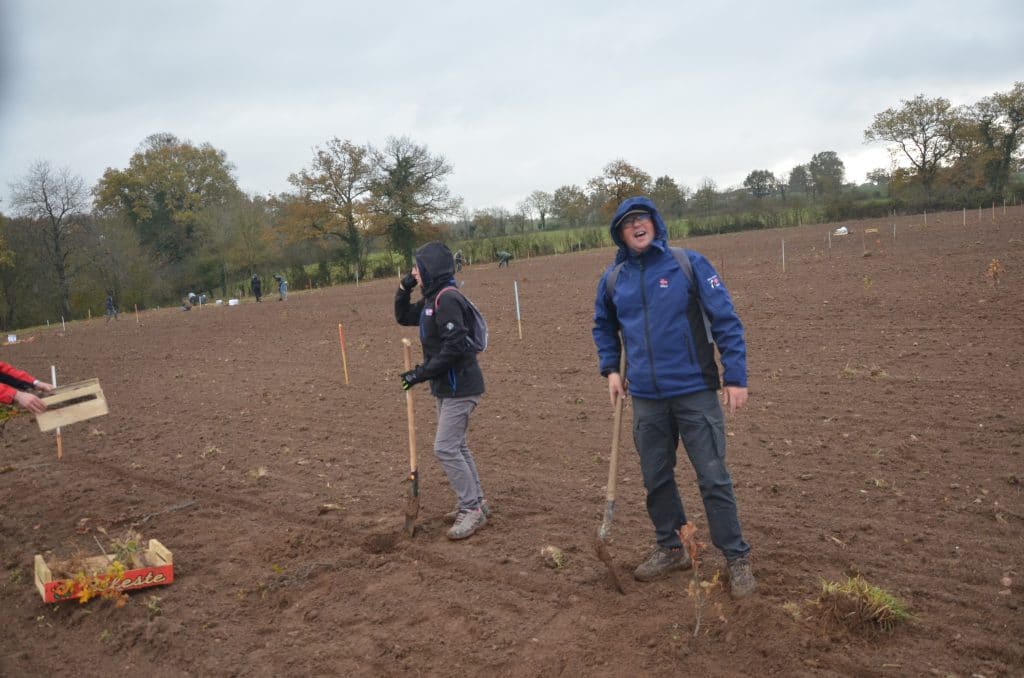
[434,395,484,511]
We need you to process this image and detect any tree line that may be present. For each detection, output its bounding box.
[1,82,1021,330]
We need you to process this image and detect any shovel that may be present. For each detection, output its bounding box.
[595,350,627,594]
[401,338,419,537]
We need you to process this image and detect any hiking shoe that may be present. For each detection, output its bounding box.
[447,508,486,540]
[444,499,491,524]
[633,545,692,581]
[727,555,758,598]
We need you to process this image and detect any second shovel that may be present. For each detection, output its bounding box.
[594,350,626,594]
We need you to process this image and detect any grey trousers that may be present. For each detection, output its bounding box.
[434,395,484,510]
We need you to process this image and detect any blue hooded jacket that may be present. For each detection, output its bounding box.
[592,196,747,399]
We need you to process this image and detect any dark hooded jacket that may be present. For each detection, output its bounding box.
[395,242,485,398]
[592,196,747,399]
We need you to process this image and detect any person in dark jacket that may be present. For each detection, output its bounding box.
[104,292,119,321]
[592,196,756,598]
[496,251,513,267]
[395,241,489,540]
[251,274,262,303]
[0,362,53,414]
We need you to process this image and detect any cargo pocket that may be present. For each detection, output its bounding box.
[703,412,726,461]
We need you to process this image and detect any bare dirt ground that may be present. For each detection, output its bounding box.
[2,207,1022,677]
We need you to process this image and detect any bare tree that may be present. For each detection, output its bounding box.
[287,138,375,274]
[864,95,957,203]
[370,136,461,265]
[551,184,589,228]
[586,159,653,221]
[9,161,89,319]
[692,178,718,217]
[522,190,553,229]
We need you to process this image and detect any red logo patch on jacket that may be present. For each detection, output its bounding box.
[658,278,669,288]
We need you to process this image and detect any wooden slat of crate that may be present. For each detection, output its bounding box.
[36,378,109,432]
[147,539,172,566]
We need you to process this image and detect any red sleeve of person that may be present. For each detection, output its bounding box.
[0,361,52,414]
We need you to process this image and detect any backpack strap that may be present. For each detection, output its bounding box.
[434,286,461,310]
[604,248,713,344]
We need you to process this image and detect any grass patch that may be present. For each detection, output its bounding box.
[815,575,911,634]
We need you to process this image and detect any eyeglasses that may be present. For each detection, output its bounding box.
[619,213,652,230]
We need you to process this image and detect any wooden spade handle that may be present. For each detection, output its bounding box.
[402,339,417,472]
[605,349,627,501]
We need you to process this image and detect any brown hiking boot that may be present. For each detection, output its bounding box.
[633,546,692,581]
[727,555,757,598]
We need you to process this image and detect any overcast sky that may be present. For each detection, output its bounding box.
[1,0,1021,213]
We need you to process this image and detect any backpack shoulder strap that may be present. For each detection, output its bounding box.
[669,248,713,344]
[603,262,626,307]
[434,286,461,310]
[667,247,695,286]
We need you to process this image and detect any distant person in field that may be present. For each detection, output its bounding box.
[273,274,288,301]
[394,241,490,540]
[0,362,54,415]
[592,195,757,598]
[104,292,119,321]
[454,250,464,272]
[251,274,262,303]
[496,251,513,267]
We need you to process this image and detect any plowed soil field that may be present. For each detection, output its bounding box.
[2,208,1022,677]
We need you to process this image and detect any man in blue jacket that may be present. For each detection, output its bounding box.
[592,196,756,598]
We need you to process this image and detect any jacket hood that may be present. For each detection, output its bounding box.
[414,241,456,296]
[609,196,668,264]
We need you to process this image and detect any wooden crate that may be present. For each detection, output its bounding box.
[36,378,108,432]
[34,539,174,603]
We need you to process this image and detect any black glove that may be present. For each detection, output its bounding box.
[400,273,417,291]
[400,366,424,390]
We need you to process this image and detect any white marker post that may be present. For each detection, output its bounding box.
[51,365,63,460]
[513,280,523,340]
[781,239,786,273]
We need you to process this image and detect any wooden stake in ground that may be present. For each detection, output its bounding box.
[337,323,350,385]
[594,350,626,594]
[401,338,419,537]
[50,365,62,460]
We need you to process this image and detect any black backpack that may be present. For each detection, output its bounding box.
[434,287,489,352]
[604,247,713,343]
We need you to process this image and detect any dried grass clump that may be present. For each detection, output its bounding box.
[815,575,911,634]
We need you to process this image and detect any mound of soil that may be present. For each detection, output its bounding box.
[2,208,1022,676]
